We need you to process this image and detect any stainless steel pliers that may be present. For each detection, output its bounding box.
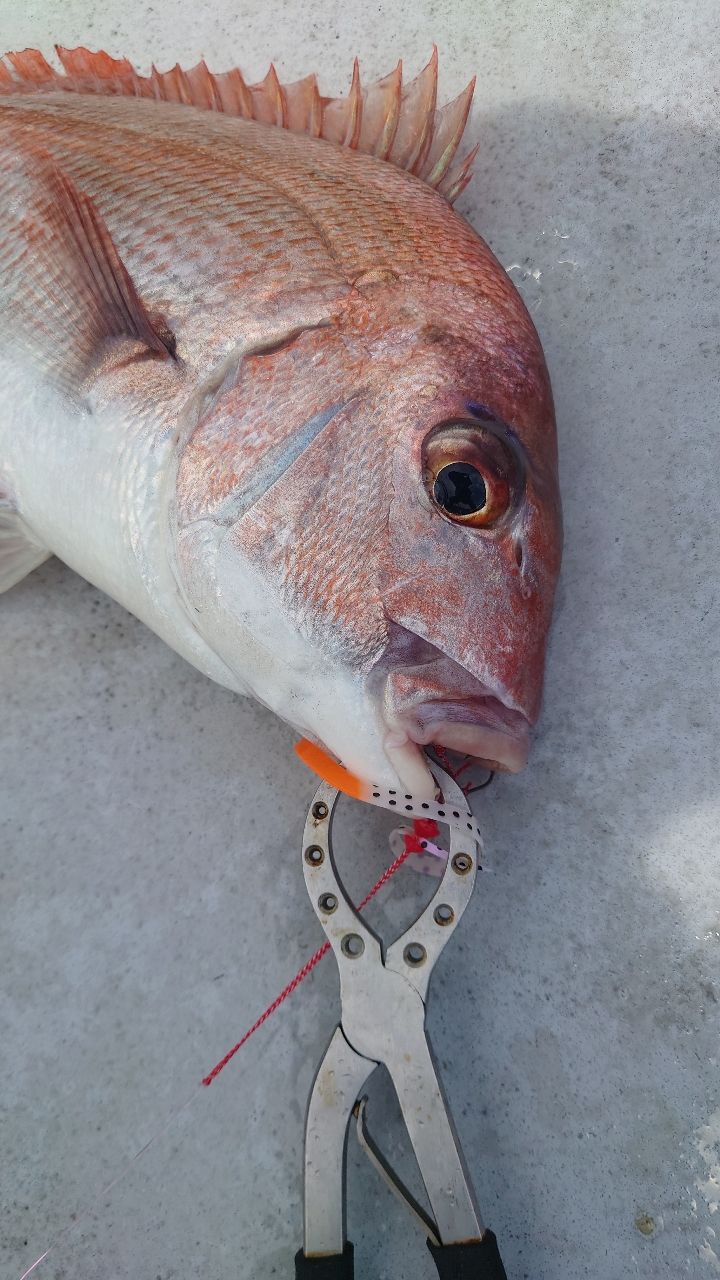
[294,764,507,1279]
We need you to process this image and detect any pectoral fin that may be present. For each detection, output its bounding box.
[47,164,176,357]
[2,152,176,390]
[0,501,49,592]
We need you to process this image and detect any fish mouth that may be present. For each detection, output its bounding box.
[383,695,530,796]
[392,695,530,771]
[377,633,532,795]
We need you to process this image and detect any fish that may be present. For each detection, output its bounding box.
[0,46,562,799]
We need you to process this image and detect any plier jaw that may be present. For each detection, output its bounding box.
[295,765,508,1280]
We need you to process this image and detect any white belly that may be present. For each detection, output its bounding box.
[0,355,242,692]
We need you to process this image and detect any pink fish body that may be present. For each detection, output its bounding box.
[0,48,561,797]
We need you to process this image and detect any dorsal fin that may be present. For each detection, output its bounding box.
[0,46,477,202]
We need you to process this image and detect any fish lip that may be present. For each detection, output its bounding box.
[384,692,531,774]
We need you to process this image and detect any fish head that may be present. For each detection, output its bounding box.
[373,341,562,794]
[176,276,561,798]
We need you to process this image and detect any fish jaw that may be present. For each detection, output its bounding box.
[385,698,530,773]
[375,630,532,781]
[340,645,533,794]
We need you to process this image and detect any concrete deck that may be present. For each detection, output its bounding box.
[2,3,718,1277]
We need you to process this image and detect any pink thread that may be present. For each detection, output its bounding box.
[202,835,417,1086]
[431,747,489,796]
[433,744,468,789]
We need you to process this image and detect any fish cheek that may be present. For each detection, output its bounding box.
[226,415,391,675]
[379,453,545,711]
[383,480,474,629]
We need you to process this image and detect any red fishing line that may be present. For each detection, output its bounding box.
[201,824,426,1086]
[19,827,422,1277]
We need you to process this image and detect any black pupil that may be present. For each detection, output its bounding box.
[433,462,487,516]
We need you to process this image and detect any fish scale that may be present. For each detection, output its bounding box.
[3,91,491,284]
[0,46,561,795]
[0,103,344,342]
[177,329,367,523]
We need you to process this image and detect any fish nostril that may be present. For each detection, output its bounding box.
[514,540,524,569]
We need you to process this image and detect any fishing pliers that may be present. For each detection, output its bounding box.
[295,763,507,1279]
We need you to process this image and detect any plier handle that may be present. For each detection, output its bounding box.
[295,764,507,1279]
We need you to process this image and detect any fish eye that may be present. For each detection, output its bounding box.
[423,418,522,529]
[433,462,488,517]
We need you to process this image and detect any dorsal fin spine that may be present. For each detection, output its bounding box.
[346,60,362,148]
[1,46,476,203]
[372,63,402,160]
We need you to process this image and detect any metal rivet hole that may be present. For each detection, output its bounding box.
[451,853,472,875]
[318,893,338,913]
[304,845,324,866]
[312,801,329,820]
[341,933,365,959]
[434,903,455,926]
[403,942,427,967]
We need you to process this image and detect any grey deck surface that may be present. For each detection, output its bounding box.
[2,3,718,1278]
